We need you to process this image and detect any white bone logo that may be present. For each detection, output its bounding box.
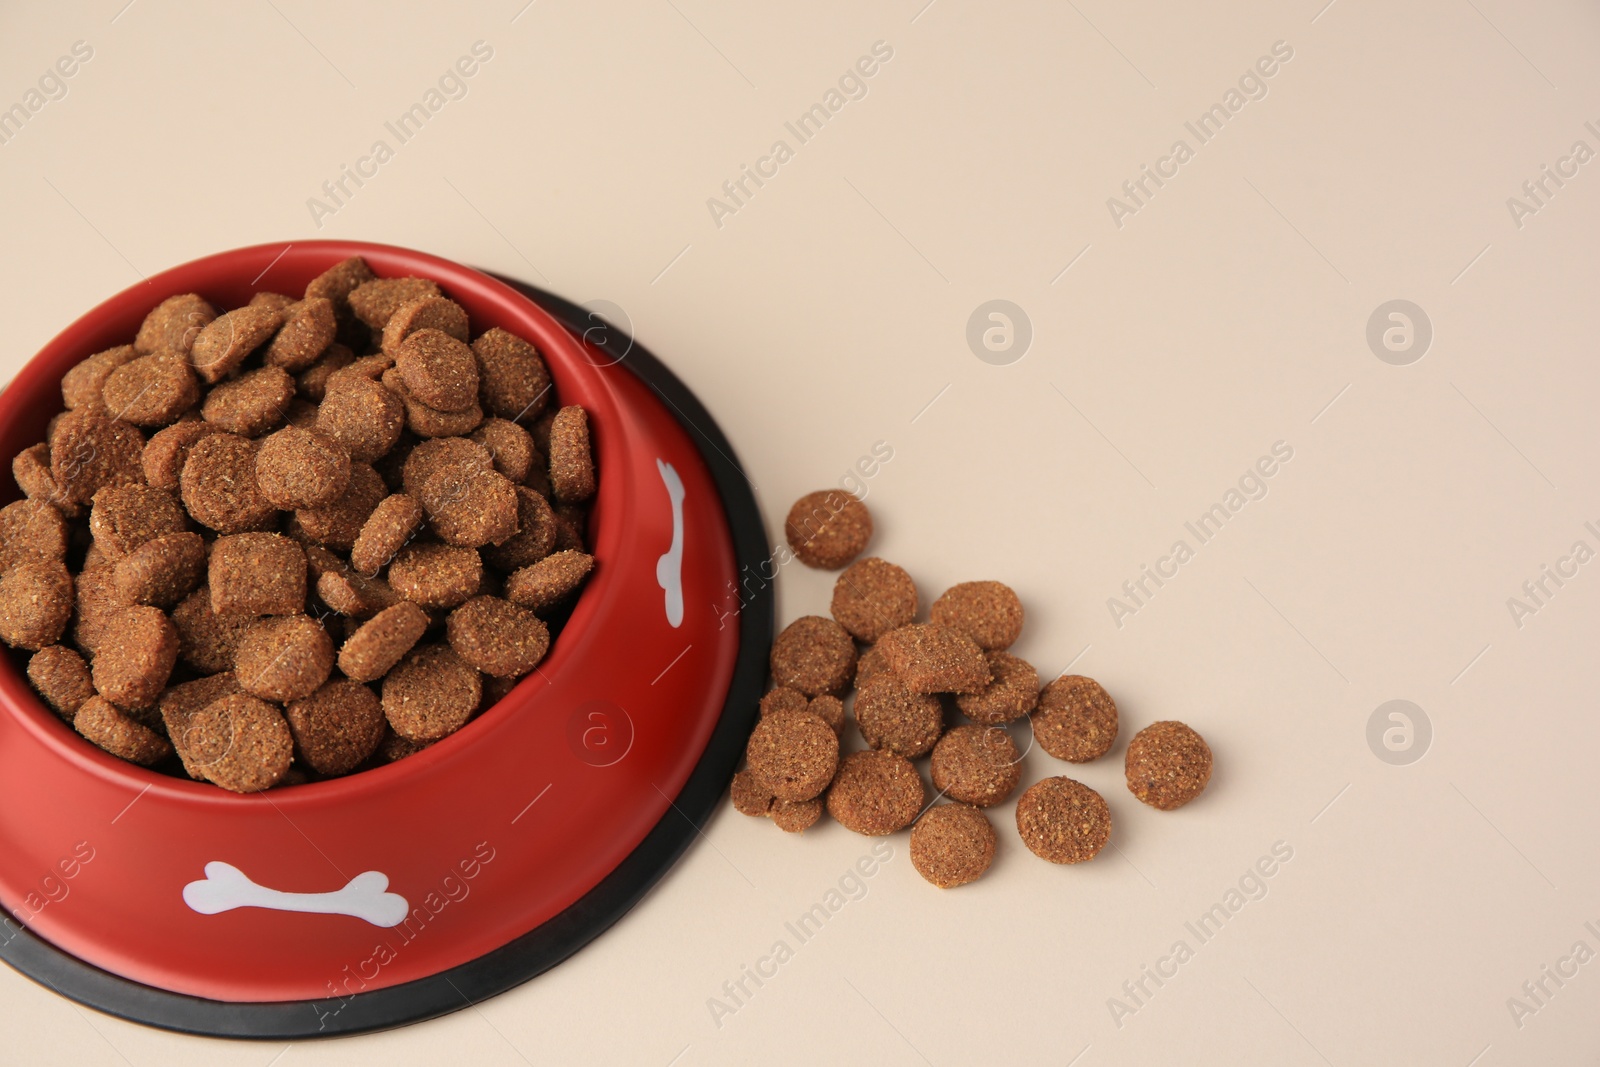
[655,459,685,628]
[182,862,409,927]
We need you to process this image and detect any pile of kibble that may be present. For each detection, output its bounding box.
[730,490,1213,888]
[0,257,596,792]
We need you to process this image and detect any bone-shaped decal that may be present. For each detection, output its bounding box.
[182,862,409,927]
[655,459,685,628]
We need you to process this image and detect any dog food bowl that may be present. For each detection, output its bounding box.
[0,241,770,1037]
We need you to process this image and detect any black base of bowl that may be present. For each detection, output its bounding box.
[0,281,772,1039]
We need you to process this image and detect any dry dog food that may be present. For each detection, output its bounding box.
[910,804,997,888]
[877,623,990,695]
[930,724,1021,808]
[825,749,924,836]
[1125,720,1212,810]
[745,711,839,802]
[769,615,856,696]
[853,673,943,758]
[930,581,1024,651]
[1033,674,1118,763]
[2,257,598,790]
[830,557,917,643]
[784,490,872,569]
[954,651,1039,725]
[1016,777,1111,864]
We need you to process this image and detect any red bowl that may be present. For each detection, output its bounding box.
[0,241,770,1036]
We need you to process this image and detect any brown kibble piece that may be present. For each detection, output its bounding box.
[768,615,856,696]
[772,797,824,833]
[382,296,469,354]
[546,406,595,505]
[190,305,282,383]
[183,693,293,792]
[400,436,490,497]
[877,623,990,695]
[758,687,808,721]
[956,652,1040,725]
[550,504,585,553]
[265,297,336,372]
[339,601,429,683]
[930,581,1024,651]
[250,292,297,314]
[807,695,846,735]
[388,371,485,438]
[381,643,482,742]
[394,329,480,413]
[203,366,294,437]
[468,418,537,483]
[305,257,376,316]
[100,352,200,426]
[1125,720,1213,810]
[317,567,399,617]
[350,493,423,575]
[482,487,557,571]
[209,533,306,616]
[472,328,551,422]
[90,605,178,709]
[293,462,386,549]
[284,679,386,776]
[0,499,68,572]
[171,585,251,673]
[50,410,145,506]
[27,646,94,723]
[854,673,943,758]
[159,673,243,778]
[730,769,775,817]
[504,550,593,614]
[348,277,442,330]
[855,644,891,687]
[1034,675,1118,763]
[296,343,356,402]
[445,596,550,679]
[90,485,187,560]
[0,559,73,651]
[785,490,871,570]
[255,425,351,509]
[911,804,997,888]
[143,420,225,489]
[419,461,518,549]
[14,443,80,518]
[930,724,1021,807]
[234,615,334,702]
[113,532,206,607]
[180,433,276,533]
[830,557,917,643]
[136,294,217,356]
[62,345,141,412]
[388,543,482,610]
[75,696,172,766]
[70,564,123,657]
[1015,777,1111,864]
[825,749,924,836]
[745,711,839,802]
[316,372,405,465]
[373,727,432,764]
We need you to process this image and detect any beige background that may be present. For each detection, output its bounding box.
[2,0,1598,1063]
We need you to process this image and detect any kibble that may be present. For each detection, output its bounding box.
[113,531,206,607]
[826,749,924,836]
[202,366,295,437]
[955,651,1039,725]
[0,559,74,651]
[317,371,405,462]
[472,328,551,421]
[854,673,943,757]
[830,557,917,643]
[0,499,68,572]
[75,695,173,766]
[171,585,251,674]
[209,533,306,616]
[911,804,997,888]
[101,352,200,426]
[350,492,424,575]
[49,410,145,506]
[382,643,482,742]
[1015,777,1111,864]
[181,693,293,792]
[930,581,1024,651]
[383,296,469,354]
[348,277,441,330]
[89,485,186,559]
[143,420,225,489]
[1034,674,1118,763]
[877,623,990,695]
[389,543,482,610]
[265,297,336,372]
[745,711,839,802]
[482,487,557,571]
[62,345,140,412]
[339,601,429,682]
[769,615,856,696]
[930,724,1021,807]
[27,645,94,723]
[504,549,593,614]
[445,595,550,678]
[1125,720,1212,810]
[785,490,871,569]
[285,679,386,776]
[548,406,596,504]
[255,426,351,509]
[234,615,335,702]
[136,293,217,356]
[90,605,178,710]
[190,305,282,383]
[180,433,276,533]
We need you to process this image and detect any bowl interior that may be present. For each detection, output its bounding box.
[0,240,617,804]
